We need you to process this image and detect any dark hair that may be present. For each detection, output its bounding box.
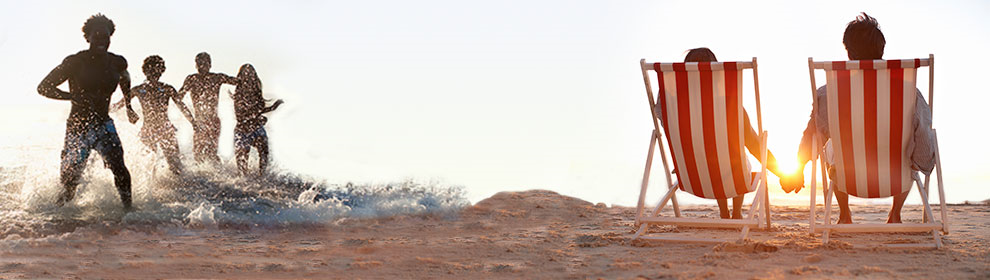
[843,13,885,60]
[82,14,115,39]
[196,52,211,64]
[684,48,718,62]
[142,55,165,76]
[237,63,262,91]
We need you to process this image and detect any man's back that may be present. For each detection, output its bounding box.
[182,72,236,120]
[809,85,936,174]
[132,81,176,129]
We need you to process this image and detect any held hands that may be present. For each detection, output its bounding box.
[779,171,805,194]
[110,98,126,111]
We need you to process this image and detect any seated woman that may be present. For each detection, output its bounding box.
[232,63,283,176]
[675,48,790,219]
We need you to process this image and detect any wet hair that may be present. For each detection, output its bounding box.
[196,52,211,64]
[142,55,165,76]
[237,63,262,91]
[843,13,885,60]
[684,48,718,62]
[82,14,115,40]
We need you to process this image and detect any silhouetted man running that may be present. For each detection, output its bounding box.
[178,52,237,164]
[38,14,138,209]
[129,55,196,174]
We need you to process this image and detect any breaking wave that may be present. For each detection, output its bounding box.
[0,157,469,239]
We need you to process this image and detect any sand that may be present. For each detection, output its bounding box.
[1,190,987,279]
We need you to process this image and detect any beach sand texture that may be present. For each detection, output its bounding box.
[1,190,987,279]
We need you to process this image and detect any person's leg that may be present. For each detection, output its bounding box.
[835,191,852,224]
[161,129,183,175]
[57,128,89,206]
[192,123,208,163]
[717,199,730,219]
[233,129,250,175]
[887,190,910,223]
[254,129,269,176]
[205,123,222,164]
[96,121,132,210]
[824,164,852,223]
[139,127,157,153]
[731,195,744,219]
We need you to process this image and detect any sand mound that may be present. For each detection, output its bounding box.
[461,190,601,222]
[713,240,779,253]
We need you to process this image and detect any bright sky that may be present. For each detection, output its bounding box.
[1,0,987,206]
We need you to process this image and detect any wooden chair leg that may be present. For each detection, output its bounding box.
[741,180,765,240]
[634,185,679,240]
[923,173,932,223]
[760,133,771,229]
[822,182,834,245]
[633,224,648,239]
[818,158,828,233]
[763,180,771,229]
[916,181,944,248]
[809,139,818,233]
[934,130,949,233]
[635,130,658,225]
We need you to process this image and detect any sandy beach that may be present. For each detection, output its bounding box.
[1,190,986,279]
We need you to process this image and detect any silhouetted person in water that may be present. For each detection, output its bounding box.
[128,55,196,174]
[177,52,237,164]
[37,14,137,209]
[232,64,283,175]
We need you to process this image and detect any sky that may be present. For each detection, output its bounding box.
[0,0,988,206]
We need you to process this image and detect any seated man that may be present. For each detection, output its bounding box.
[783,13,936,224]
[667,48,789,219]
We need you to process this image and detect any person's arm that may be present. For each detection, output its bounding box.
[178,75,199,120]
[784,91,830,193]
[177,75,192,97]
[37,57,74,100]
[169,85,195,124]
[261,99,283,114]
[742,112,783,178]
[783,117,822,193]
[220,73,239,86]
[110,96,127,111]
[116,59,139,124]
[742,112,784,179]
[785,117,823,194]
[911,91,936,175]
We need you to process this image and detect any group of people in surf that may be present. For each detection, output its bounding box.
[37,14,283,210]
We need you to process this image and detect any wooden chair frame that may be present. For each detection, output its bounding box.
[633,58,771,243]
[806,55,949,249]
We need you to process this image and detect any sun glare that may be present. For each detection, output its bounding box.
[776,158,798,177]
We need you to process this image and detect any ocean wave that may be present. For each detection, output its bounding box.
[0,159,469,238]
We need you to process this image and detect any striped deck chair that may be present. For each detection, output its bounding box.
[632,58,771,243]
[806,55,949,248]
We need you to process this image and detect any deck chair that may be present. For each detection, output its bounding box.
[806,55,949,248]
[632,58,771,243]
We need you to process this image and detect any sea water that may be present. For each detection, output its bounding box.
[0,106,468,239]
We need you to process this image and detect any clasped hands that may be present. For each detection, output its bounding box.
[779,171,805,193]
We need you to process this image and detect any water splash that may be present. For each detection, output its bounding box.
[0,158,469,238]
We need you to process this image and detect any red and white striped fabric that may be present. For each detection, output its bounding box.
[653,62,753,199]
[819,59,926,198]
